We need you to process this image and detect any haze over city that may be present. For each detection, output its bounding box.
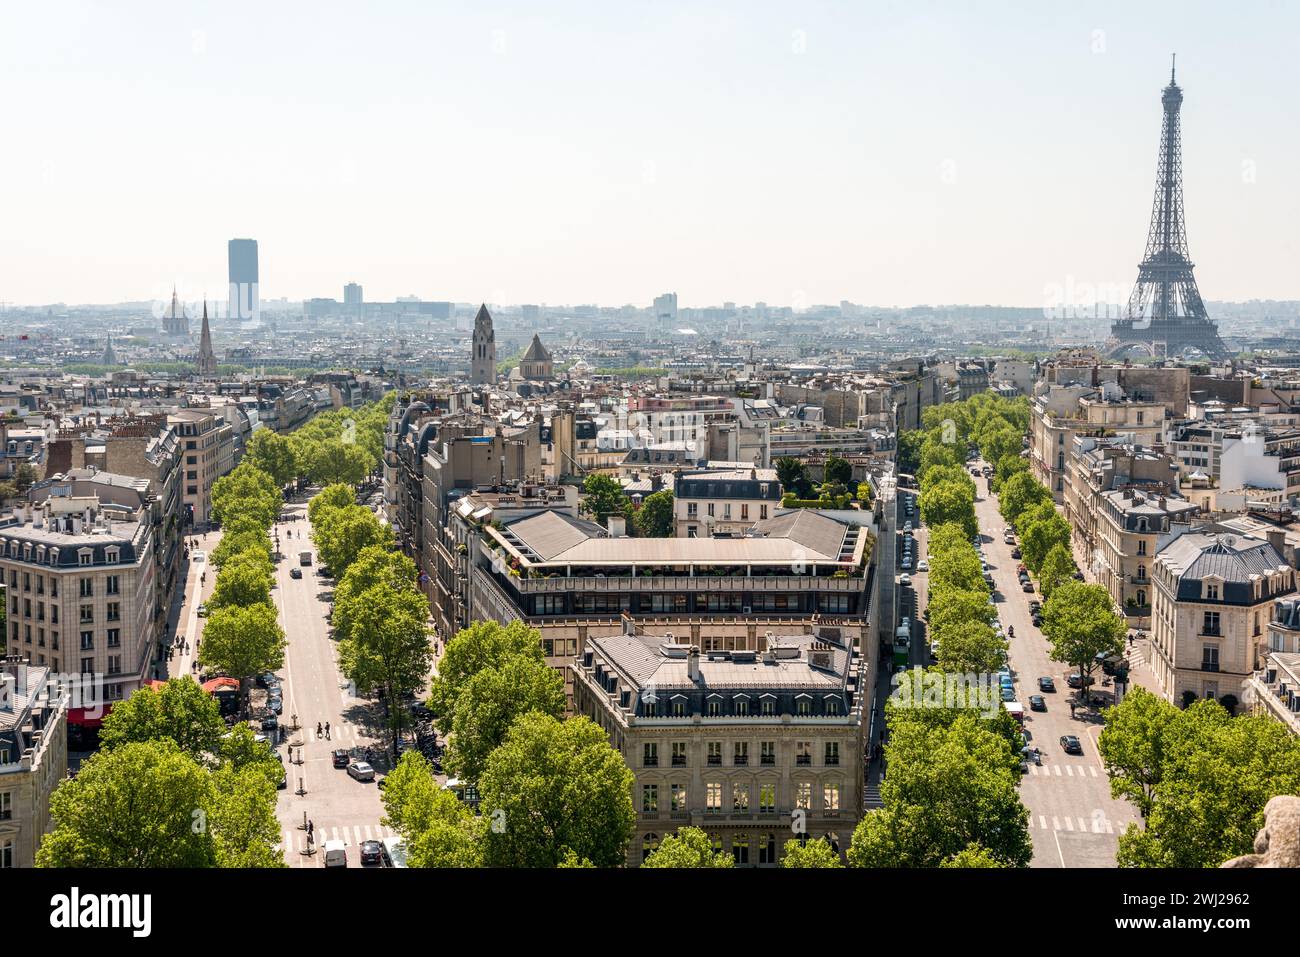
[4,0,1299,308]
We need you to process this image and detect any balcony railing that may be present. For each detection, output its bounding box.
[510,572,865,594]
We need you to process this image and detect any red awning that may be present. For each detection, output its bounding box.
[67,704,112,728]
[202,677,240,694]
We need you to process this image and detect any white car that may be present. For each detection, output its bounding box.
[930,640,940,659]
[347,761,376,782]
[899,574,911,588]
[916,559,929,572]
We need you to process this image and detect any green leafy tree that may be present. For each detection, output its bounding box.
[633,489,675,537]
[927,588,996,642]
[1114,700,1300,867]
[824,453,853,486]
[211,529,272,569]
[332,545,419,646]
[781,838,844,868]
[937,620,1007,675]
[894,431,925,478]
[308,483,356,525]
[1041,581,1125,693]
[208,552,273,610]
[642,826,734,868]
[244,429,299,487]
[429,620,545,733]
[198,602,286,707]
[207,763,286,867]
[941,843,1008,868]
[998,471,1052,526]
[37,741,217,867]
[313,503,391,576]
[445,655,566,782]
[1037,543,1076,600]
[848,712,1031,868]
[336,583,433,754]
[478,713,635,868]
[1098,686,1179,818]
[919,480,977,540]
[380,752,482,867]
[775,456,813,497]
[98,677,226,764]
[580,473,631,528]
[1020,511,1071,574]
[308,439,374,487]
[211,463,281,531]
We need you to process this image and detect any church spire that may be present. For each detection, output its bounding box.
[197,299,217,377]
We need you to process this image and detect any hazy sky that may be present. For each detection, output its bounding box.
[3,0,1298,310]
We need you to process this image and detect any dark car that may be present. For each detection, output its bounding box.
[1029,695,1047,712]
[1038,676,1056,692]
[1010,548,1022,559]
[290,567,303,579]
[1028,600,1042,613]
[360,839,387,867]
[260,714,278,732]
[1066,673,1095,689]
[332,748,351,769]
[255,672,279,689]
[1021,581,1034,593]
[267,696,283,715]
[1060,735,1083,755]
[1031,613,1044,628]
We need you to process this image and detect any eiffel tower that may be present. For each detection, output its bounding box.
[1106,58,1231,360]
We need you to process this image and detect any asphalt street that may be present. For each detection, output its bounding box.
[970,462,1141,868]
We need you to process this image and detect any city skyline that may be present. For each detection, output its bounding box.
[3,2,1299,309]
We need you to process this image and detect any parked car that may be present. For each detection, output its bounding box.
[1011,548,1022,559]
[916,559,929,572]
[255,672,279,689]
[1021,581,1034,593]
[1029,695,1047,712]
[260,714,278,732]
[1060,735,1083,755]
[347,761,376,782]
[267,696,283,715]
[1038,676,1056,692]
[1066,673,1095,689]
[1001,686,1017,702]
[899,574,911,588]
[332,749,351,769]
[930,640,940,659]
[196,603,209,617]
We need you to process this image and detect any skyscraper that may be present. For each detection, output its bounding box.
[654,292,678,329]
[227,238,260,324]
[344,282,363,307]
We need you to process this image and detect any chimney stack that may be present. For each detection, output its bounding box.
[687,646,701,683]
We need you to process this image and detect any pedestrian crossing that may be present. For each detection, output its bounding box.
[1025,763,1100,777]
[863,784,884,810]
[280,823,397,856]
[1027,813,1116,835]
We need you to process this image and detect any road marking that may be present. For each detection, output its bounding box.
[1051,816,1060,830]
[1053,765,1061,776]
[1077,817,1087,832]
[1088,766,1098,777]
[1039,815,1047,830]
[1065,765,1073,777]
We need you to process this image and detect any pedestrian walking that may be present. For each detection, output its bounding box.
[325,722,331,740]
